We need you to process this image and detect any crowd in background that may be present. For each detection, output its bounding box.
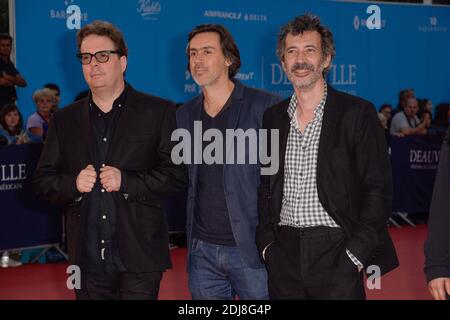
[1,31,449,147]
[378,88,450,140]
[1,30,449,269]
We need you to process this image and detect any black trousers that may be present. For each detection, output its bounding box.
[75,269,163,300]
[265,226,366,300]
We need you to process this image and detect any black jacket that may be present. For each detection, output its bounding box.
[424,127,450,282]
[256,86,399,275]
[33,86,187,272]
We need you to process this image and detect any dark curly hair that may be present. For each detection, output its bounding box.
[277,14,335,76]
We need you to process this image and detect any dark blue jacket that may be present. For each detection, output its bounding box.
[176,80,281,269]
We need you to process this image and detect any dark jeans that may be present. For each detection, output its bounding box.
[75,270,162,300]
[265,226,365,300]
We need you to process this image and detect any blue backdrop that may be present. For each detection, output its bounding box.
[0,144,60,250]
[390,136,442,214]
[13,0,450,120]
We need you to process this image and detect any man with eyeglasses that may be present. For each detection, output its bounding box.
[0,34,27,110]
[33,21,187,300]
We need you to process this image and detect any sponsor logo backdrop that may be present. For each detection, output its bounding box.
[14,0,450,119]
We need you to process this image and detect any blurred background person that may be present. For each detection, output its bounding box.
[390,97,428,137]
[0,103,37,145]
[393,88,415,116]
[419,110,443,138]
[0,34,27,110]
[418,98,433,118]
[44,83,61,113]
[26,88,53,141]
[433,103,450,138]
[424,127,450,300]
[378,103,393,132]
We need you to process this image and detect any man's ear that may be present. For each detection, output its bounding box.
[322,54,331,71]
[120,55,127,73]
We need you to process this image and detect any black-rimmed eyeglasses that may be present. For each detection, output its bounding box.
[76,50,121,65]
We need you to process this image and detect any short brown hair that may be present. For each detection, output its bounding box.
[277,14,335,76]
[186,24,241,78]
[77,20,128,57]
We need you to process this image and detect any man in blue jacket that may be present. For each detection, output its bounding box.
[176,24,281,300]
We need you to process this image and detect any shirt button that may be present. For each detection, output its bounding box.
[101,189,105,193]
[118,104,122,108]
[98,113,101,117]
[101,240,105,244]
[102,215,107,220]
[103,137,107,142]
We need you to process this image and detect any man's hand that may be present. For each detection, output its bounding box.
[428,277,450,300]
[76,165,97,193]
[100,166,121,192]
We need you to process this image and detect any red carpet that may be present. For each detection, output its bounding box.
[0,225,431,300]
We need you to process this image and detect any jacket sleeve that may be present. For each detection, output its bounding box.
[424,131,450,282]
[255,109,277,259]
[33,116,80,206]
[345,103,394,265]
[122,102,188,200]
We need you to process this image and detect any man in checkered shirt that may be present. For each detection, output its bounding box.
[256,14,399,299]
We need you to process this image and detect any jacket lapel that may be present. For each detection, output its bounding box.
[317,86,339,175]
[189,95,203,190]
[224,83,244,163]
[105,88,135,165]
[79,98,94,165]
[270,100,290,216]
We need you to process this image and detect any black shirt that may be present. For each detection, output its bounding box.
[0,58,19,109]
[81,85,128,273]
[192,92,236,246]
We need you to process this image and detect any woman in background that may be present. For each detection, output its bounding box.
[26,88,53,141]
[0,104,36,145]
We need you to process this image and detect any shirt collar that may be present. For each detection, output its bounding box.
[89,82,129,112]
[287,82,328,121]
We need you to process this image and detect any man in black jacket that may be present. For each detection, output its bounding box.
[256,14,398,300]
[33,21,187,300]
[424,127,450,300]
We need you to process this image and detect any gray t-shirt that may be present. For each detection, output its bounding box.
[390,112,420,135]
